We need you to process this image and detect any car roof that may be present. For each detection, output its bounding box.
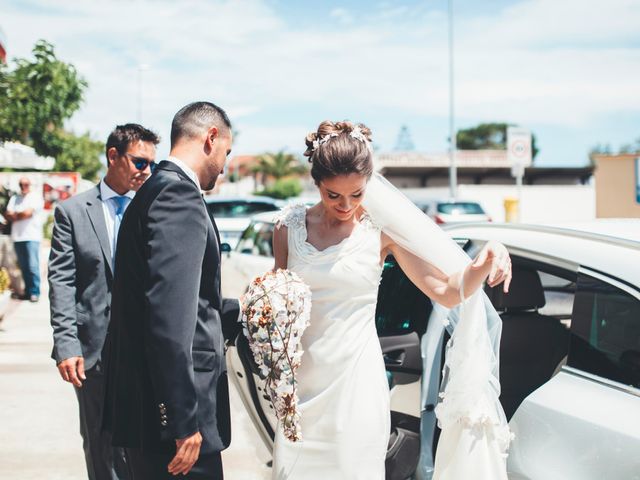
[444,220,640,285]
[410,197,482,205]
[435,200,483,205]
[251,210,281,223]
[540,219,640,243]
[204,195,282,205]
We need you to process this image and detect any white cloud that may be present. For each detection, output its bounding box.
[233,124,310,155]
[330,8,353,25]
[1,0,639,161]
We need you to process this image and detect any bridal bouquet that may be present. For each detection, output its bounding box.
[241,269,312,442]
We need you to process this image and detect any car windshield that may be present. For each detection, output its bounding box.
[207,201,279,218]
[437,202,485,215]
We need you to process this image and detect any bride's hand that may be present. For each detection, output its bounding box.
[471,241,512,293]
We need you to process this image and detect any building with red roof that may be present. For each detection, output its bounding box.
[0,27,6,63]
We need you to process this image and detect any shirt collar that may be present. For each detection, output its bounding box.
[166,156,201,190]
[100,179,135,202]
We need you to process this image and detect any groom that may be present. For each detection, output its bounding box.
[103,101,239,479]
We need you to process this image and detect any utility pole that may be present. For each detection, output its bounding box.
[448,0,457,200]
[136,63,149,123]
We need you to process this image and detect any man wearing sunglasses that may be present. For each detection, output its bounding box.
[48,123,160,480]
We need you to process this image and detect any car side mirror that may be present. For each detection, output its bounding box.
[220,243,232,253]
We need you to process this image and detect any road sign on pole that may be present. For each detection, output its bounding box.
[636,157,640,203]
[507,127,532,223]
[507,127,532,173]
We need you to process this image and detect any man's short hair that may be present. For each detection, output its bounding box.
[105,123,160,158]
[170,101,231,148]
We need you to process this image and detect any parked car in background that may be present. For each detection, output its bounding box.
[220,211,277,298]
[415,199,491,225]
[205,196,282,248]
[221,215,640,479]
[285,194,320,207]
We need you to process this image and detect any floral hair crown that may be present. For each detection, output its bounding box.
[311,125,371,152]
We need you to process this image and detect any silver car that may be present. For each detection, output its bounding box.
[416,199,491,225]
[205,196,282,248]
[221,217,640,479]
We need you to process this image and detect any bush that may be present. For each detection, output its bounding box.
[43,213,54,240]
[254,178,303,200]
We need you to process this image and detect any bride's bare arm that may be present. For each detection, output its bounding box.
[383,233,512,309]
[273,224,288,270]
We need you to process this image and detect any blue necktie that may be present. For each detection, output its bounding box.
[112,196,128,264]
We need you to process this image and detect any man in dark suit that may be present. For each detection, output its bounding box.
[49,123,160,480]
[103,102,240,479]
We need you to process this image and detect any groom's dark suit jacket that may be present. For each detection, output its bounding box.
[103,160,239,455]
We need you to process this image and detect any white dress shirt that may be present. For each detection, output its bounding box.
[100,180,135,255]
[166,156,201,190]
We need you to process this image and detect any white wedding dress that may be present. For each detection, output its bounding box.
[272,204,389,480]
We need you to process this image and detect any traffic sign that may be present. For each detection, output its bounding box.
[636,157,640,203]
[507,127,532,170]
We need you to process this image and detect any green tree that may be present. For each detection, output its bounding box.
[619,137,640,154]
[456,122,539,160]
[0,40,103,179]
[251,151,308,183]
[255,178,303,200]
[49,130,104,179]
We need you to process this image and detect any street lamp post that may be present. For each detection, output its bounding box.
[136,63,149,123]
[448,0,457,200]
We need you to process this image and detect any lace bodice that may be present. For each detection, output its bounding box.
[276,203,381,266]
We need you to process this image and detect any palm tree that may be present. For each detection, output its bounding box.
[251,150,308,186]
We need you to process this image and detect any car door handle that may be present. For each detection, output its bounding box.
[383,351,406,366]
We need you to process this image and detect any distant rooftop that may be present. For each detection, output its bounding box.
[375,150,512,169]
[374,150,594,186]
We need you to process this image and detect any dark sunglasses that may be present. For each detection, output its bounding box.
[124,153,157,172]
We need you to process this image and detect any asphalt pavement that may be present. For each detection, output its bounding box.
[0,249,270,480]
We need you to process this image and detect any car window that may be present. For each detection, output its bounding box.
[569,273,640,389]
[236,222,260,254]
[537,271,576,322]
[235,221,274,257]
[375,256,433,337]
[437,202,484,215]
[207,201,278,218]
[255,223,275,258]
[375,239,477,337]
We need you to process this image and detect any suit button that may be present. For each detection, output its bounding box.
[159,403,165,408]
[161,420,168,426]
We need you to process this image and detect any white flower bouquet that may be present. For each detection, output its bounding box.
[241,269,312,442]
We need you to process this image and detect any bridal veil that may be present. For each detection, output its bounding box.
[363,173,511,480]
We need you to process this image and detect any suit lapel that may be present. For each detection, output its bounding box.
[85,186,113,275]
[202,195,221,255]
[160,161,221,254]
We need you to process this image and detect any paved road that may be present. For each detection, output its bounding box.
[0,255,271,480]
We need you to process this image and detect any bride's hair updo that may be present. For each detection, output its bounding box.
[304,120,373,184]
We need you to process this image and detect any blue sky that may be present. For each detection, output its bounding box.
[2,0,639,166]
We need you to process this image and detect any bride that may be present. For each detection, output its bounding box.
[270,120,512,479]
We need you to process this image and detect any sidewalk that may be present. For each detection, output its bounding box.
[0,259,270,479]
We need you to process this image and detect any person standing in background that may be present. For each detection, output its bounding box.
[48,123,160,480]
[5,177,44,302]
